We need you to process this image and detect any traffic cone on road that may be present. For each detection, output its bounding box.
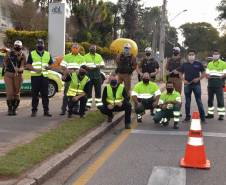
[224,85,226,95]
[180,112,210,169]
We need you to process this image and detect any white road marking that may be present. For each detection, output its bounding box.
[147,166,186,185]
[132,130,226,138]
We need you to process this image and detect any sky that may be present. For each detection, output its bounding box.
[108,0,222,30]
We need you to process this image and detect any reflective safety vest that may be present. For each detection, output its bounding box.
[158,90,181,105]
[131,81,161,99]
[106,84,124,105]
[67,73,89,96]
[31,50,51,77]
[206,59,226,87]
[84,53,105,68]
[61,53,85,69]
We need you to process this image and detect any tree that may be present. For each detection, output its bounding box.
[180,22,219,52]
[217,0,226,21]
[118,0,141,40]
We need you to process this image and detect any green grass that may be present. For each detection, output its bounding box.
[0,111,105,178]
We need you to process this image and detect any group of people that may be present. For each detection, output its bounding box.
[2,40,226,130]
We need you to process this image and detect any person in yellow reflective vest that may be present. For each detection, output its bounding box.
[67,65,90,118]
[132,72,161,123]
[27,39,53,117]
[60,43,85,115]
[206,49,226,121]
[84,45,105,108]
[153,81,182,129]
[98,72,132,129]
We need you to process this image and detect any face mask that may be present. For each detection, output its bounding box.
[146,53,151,57]
[110,80,118,87]
[79,71,86,76]
[37,45,44,51]
[166,88,174,94]
[90,49,96,54]
[173,52,179,56]
[143,78,149,84]
[14,46,21,52]
[124,48,130,56]
[188,55,195,62]
[212,55,220,60]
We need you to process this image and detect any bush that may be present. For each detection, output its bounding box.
[5,29,48,50]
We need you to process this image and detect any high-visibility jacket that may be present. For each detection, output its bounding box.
[61,53,85,69]
[30,50,50,77]
[158,90,181,106]
[106,84,124,105]
[131,81,161,99]
[206,59,226,87]
[67,73,89,96]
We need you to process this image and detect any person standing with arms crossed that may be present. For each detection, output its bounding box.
[27,39,53,117]
[178,49,206,123]
[3,40,26,115]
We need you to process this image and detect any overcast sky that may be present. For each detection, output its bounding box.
[107,0,222,29]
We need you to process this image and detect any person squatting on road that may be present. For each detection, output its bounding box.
[27,39,53,117]
[116,43,137,95]
[98,72,132,129]
[85,45,105,108]
[206,49,226,121]
[132,72,161,123]
[66,65,90,118]
[3,40,26,116]
[60,43,85,115]
[178,49,206,123]
[166,47,182,94]
[153,81,182,129]
[137,47,159,82]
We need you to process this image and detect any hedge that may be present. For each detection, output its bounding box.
[5,30,115,59]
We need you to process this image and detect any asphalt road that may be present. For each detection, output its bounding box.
[42,80,226,185]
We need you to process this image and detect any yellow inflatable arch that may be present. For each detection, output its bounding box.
[110,38,138,57]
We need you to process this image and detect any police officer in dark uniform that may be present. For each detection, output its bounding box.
[166,47,182,94]
[27,39,53,117]
[137,47,159,82]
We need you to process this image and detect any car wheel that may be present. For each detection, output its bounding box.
[48,80,57,98]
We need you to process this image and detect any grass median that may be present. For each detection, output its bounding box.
[0,111,105,178]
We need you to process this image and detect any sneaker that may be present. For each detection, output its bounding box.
[218,115,224,121]
[60,111,66,116]
[137,115,142,123]
[183,116,190,122]
[44,112,52,117]
[125,124,131,129]
[206,114,214,119]
[31,111,37,117]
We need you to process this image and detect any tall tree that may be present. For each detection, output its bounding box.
[180,22,219,52]
[217,0,226,21]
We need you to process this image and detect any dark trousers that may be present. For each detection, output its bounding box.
[184,84,205,120]
[88,78,101,99]
[98,102,132,124]
[68,96,87,116]
[31,76,49,112]
[137,98,155,112]
[208,87,225,115]
[61,81,70,112]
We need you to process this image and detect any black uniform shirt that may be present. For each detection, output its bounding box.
[102,84,129,105]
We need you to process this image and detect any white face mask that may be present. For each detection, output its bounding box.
[212,54,220,60]
[188,55,195,62]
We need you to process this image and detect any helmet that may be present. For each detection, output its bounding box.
[14,40,23,47]
[173,47,180,53]
[123,43,132,49]
[145,47,152,53]
[135,103,145,114]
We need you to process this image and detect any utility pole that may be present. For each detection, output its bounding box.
[159,0,167,81]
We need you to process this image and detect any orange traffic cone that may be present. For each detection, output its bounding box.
[224,85,226,94]
[180,112,210,169]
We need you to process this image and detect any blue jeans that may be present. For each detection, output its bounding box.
[184,84,205,120]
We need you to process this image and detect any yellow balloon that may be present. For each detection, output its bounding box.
[110,38,138,57]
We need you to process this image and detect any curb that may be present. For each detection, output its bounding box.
[15,112,124,185]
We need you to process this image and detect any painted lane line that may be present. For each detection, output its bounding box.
[132,130,226,138]
[72,123,138,185]
[147,166,186,185]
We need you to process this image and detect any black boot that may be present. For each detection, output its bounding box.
[218,115,224,121]
[7,100,13,116]
[12,99,20,116]
[173,122,179,129]
[206,114,214,119]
